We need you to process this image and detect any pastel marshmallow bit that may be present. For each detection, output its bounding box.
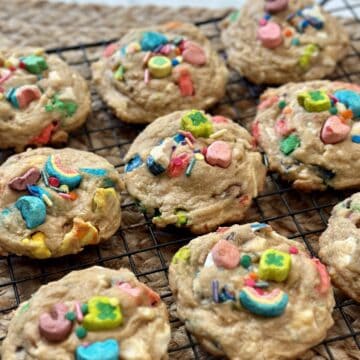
[149,138,176,170]
[125,154,143,173]
[172,247,191,264]
[45,154,83,190]
[146,155,166,176]
[265,0,289,13]
[83,296,123,331]
[117,282,142,299]
[257,22,283,49]
[334,89,360,118]
[103,43,117,57]
[39,303,73,342]
[30,121,59,146]
[239,287,289,317]
[168,153,191,177]
[76,339,119,360]
[21,55,48,74]
[175,209,188,226]
[21,232,51,259]
[297,90,331,112]
[181,110,213,138]
[351,122,360,143]
[148,56,172,78]
[16,85,41,109]
[320,116,351,144]
[140,31,168,51]
[92,187,118,213]
[15,195,46,229]
[182,41,206,66]
[206,141,232,168]
[8,167,41,191]
[142,284,161,306]
[178,70,194,96]
[258,249,291,282]
[312,258,330,294]
[211,239,240,269]
[59,218,99,252]
[212,115,229,124]
[275,118,293,137]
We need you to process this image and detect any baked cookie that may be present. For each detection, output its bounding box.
[92,22,228,124]
[252,80,360,191]
[124,110,266,234]
[169,223,334,359]
[319,193,360,302]
[1,266,171,360]
[0,147,122,258]
[0,48,91,151]
[221,0,349,84]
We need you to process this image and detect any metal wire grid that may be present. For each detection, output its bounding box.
[0,1,360,359]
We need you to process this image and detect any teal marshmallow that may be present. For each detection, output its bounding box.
[125,154,143,173]
[15,196,46,229]
[79,168,108,176]
[21,55,48,74]
[6,88,19,108]
[76,339,119,360]
[334,89,360,118]
[140,31,168,51]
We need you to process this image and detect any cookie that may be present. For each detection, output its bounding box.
[124,110,266,234]
[169,223,334,359]
[92,22,228,124]
[1,266,171,360]
[319,193,360,302]
[0,147,122,258]
[0,48,91,152]
[221,0,349,84]
[253,80,360,191]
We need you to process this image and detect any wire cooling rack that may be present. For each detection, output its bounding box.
[1,1,360,359]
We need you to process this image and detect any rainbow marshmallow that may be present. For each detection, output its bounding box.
[239,286,288,317]
[45,155,82,190]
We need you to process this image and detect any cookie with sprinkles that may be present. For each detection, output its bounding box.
[169,223,334,359]
[319,192,360,302]
[0,48,91,152]
[124,110,266,233]
[91,22,228,124]
[253,80,360,191]
[1,266,170,360]
[221,0,349,84]
[0,148,123,258]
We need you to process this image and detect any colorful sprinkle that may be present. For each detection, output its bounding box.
[289,246,299,254]
[212,280,220,303]
[278,100,286,109]
[250,222,269,231]
[75,326,87,339]
[175,209,188,227]
[185,157,196,177]
[291,38,300,46]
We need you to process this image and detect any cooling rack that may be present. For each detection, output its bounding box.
[0,0,360,358]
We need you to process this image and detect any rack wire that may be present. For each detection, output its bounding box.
[0,1,360,358]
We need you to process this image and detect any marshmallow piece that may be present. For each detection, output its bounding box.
[320,116,351,144]
[182,41,206,65]
[211,239,240,269]
[257,22,283,49]
[206,140,232,168]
